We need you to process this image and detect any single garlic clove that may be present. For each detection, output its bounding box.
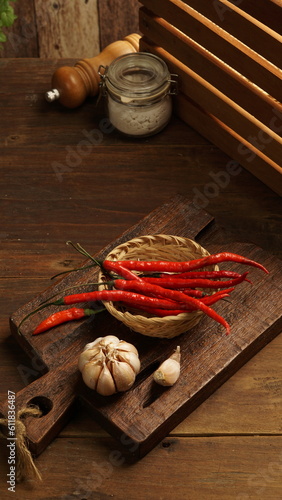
[111,360,136,392]
[96,362,116,396]
[153,346,181,387]
[153,359,180,386]
[117,340,139,356]
[82,359,103,390]
[116,350,141,375]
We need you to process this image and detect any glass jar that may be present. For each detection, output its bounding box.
[99,52,177,137]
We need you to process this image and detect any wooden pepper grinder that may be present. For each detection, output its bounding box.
[45,33,141,108]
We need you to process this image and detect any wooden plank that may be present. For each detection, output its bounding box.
[98,0,140,50]
[174,92,282,197]
[0,0,38,57]
[139,8,282,130]
[140,38,282,167]
[179,0,282,67]
[139,0,281,101]
[231,0,282,35]
[34,0,100,58]
[174,334,282,436]
[1,435,282,499]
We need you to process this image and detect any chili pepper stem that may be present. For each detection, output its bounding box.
[66,241,103,267]
[51,263,97,280]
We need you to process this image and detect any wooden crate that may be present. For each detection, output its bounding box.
[138,0,282,196]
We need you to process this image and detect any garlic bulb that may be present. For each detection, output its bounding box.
[78,335,140,396]
[153,346,181,386]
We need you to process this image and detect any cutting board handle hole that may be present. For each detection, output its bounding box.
[27,396,53,417]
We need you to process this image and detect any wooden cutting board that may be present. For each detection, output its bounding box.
[1,195,281,460]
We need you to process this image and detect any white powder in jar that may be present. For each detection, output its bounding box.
[107,94,172,137]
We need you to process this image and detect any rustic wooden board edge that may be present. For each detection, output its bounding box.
[79,313,282,461]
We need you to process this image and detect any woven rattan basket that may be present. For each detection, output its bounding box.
[98,234,218,338]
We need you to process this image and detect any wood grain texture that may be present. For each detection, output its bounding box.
[1,282,281,439]
[139,8,281,129]
[0,0,38,57]
[175,91,282,197]
[98,0,140,49]
[140,39,282,169]
[34,0,100,58]
[233,0,282,34]
[179,0,282,67]
[138,4,282,196]
[0,0,141,58]
[1,435,282,499]
[0,58,281,497]
[140,0,281,101]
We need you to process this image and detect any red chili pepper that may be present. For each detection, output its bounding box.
[204,287,235,297]
[157,270,249,280]
[54,283,231,333]
[106,252,268,274]
[125,305,187,317]
[33,307,97,335]
[174,288,204,297]
[131,292,230,317]
[54,289,185,310]
[102,260,141,281]
[136,272,249,289]
[113,280,231,334]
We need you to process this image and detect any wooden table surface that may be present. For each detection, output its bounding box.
[0,59,281,500]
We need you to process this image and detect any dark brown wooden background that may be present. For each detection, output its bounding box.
[0,0,140,58]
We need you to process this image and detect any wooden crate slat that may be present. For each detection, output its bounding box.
[227,0,282,35]
[174,92,282,197]
[139,0,281,101]
[139,8,282,130]
[140,38,282,167]
[177,0,282,67]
